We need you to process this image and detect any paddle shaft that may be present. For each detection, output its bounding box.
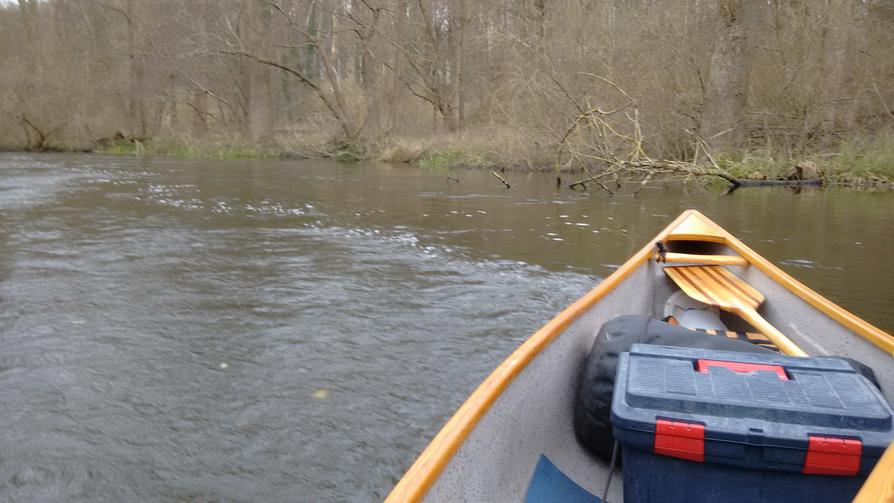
[735,305,807,357]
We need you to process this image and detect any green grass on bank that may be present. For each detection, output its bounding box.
[99,138,274,160]
[91,130,894,187]
[712,131,894,186]
[827,133,894,184]
[418,150,465,170]
[715,153,791,180]
[417,149,493,170]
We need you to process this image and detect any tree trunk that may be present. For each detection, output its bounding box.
[85,0,111,128]
[816,0,854,148]
[699,0,750,154]
[126,0,146,138]
[17,0,40,76]
[191,90,208,135]
[385,0,408,133]
[16,0,40,146]
[353,0,382,134]
[237,2,252,137]
[440,0,459,132]
[455,0,466,131]
[318,0,355,139]
[248,0,274,142]
[164,73,178,133]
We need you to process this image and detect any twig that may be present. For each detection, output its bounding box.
[569,175,615,195]
[634,172,653,196]
[490,170,511,188]
[566,153,615,195]
[553,78,750,192]
[872,81,893,119]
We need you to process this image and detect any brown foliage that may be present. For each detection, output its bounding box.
[0,0,891,160]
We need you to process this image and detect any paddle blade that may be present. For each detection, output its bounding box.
[664,265,764,311]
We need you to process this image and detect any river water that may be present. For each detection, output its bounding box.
[0,153,891,501]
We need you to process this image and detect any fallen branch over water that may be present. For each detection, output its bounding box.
[553,77,829,193]
[723,177,823,195]
[566,158,735,191]
[729,178,823,187]
[567,159,823,190]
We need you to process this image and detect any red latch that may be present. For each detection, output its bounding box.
[696,359,788,380]
[803,435,862,476]
[654,419,705,462]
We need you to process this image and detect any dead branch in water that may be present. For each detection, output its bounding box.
[490,170,511,188]
[568,166,615,195]
[569,177,615,195]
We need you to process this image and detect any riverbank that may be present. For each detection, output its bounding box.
[3,129,893,188]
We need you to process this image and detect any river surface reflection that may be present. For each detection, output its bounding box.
[0,153,891,501]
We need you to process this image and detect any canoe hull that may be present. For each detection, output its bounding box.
[388,210,894,502]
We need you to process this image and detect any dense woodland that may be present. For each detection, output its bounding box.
[1,0,893,171]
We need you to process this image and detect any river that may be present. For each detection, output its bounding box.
[0,153,891,501]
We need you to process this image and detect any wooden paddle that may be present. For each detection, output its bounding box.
[664,265,807,357]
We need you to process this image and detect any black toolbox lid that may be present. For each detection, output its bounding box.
[610,344,894,473]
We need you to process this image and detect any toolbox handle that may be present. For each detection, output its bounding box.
[696,359,789,380]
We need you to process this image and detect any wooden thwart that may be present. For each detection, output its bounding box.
[657,252,749,267]
[665,265,807,357]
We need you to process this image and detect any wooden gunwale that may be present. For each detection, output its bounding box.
[853,441,894,502]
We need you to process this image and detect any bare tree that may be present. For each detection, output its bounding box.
[0,0,890,161]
